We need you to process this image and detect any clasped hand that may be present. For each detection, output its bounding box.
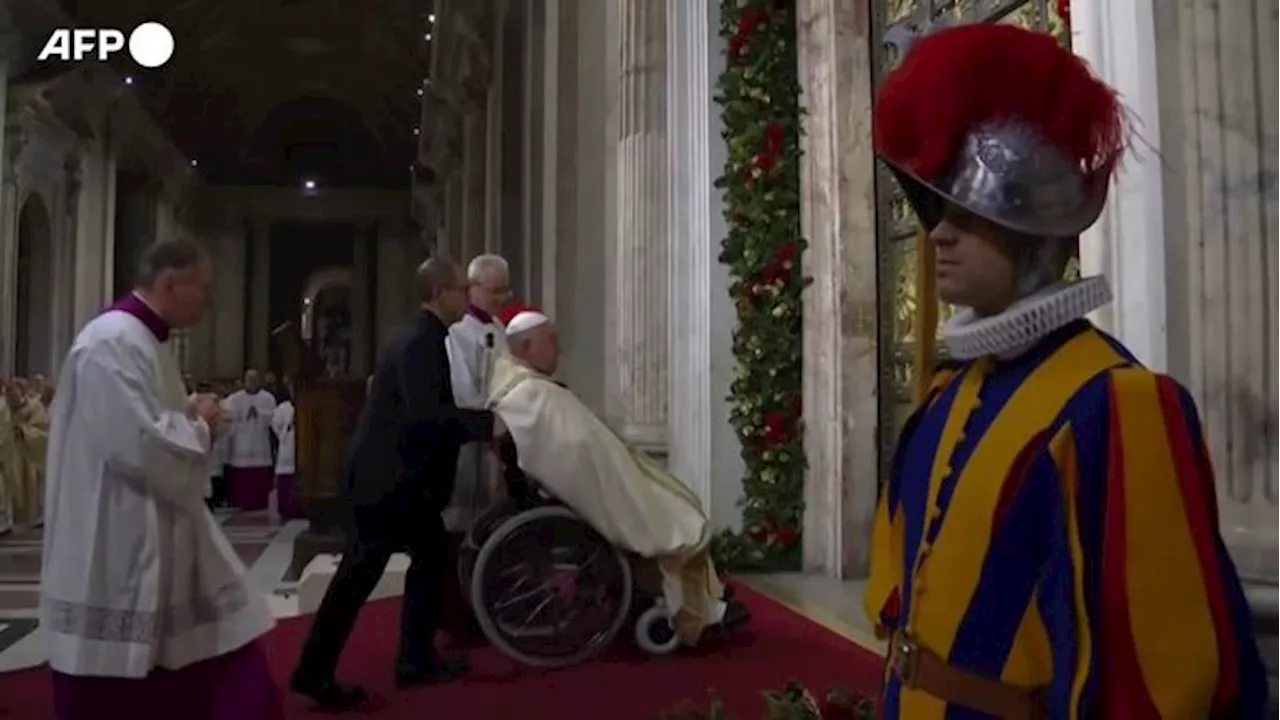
[186,393,226,436]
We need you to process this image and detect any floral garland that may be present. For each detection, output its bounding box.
[710,0,808,572]
[656,681,876,719]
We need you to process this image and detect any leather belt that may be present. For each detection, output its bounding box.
[888,632,1046,720]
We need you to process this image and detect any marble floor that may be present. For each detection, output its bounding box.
[0,511,313,673]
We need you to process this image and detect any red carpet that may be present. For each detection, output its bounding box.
[0,584,883,719]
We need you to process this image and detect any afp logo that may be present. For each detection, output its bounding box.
[37,21,175,68]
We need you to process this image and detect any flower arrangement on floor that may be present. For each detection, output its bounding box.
[655,681,876,720]
[710,0,809,573]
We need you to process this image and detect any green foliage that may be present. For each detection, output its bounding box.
[712,0,808,572]
[655,682,877,720]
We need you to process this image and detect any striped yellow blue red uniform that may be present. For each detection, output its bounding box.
[865,320,1267,719]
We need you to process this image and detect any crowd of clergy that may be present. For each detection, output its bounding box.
[195,369,301,519]
[0,374,50,536]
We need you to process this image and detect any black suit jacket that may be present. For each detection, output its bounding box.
[342,310,493,512]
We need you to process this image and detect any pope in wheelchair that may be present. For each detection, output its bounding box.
[457,305,749,668]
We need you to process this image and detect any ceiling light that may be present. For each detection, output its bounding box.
[428,13,436,22]
[416,88,424,97]
[413,127,420,135]
[424,33,432,41]
[190,159,198,167]
[123,76,134,85]
[303,179,317,191]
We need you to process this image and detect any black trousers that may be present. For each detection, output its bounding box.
[294,492,449,680]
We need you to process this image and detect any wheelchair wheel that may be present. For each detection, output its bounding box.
[471,505,634,668]
[634,600,680,656]
[458,500,521,607]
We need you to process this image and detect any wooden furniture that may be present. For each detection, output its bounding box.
[274,321,368,579]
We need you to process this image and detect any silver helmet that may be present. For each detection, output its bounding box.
[885,120,1110,239]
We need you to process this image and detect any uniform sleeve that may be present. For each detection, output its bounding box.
[864,363,960,635]
[1037,369,1268,719]
[76,343,210,509]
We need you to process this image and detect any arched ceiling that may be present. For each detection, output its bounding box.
[63,0,433,187]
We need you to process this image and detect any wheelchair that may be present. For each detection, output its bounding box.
[457,496,687,668]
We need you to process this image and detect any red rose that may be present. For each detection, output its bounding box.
[774,525,798,548]
[762,410,793,447]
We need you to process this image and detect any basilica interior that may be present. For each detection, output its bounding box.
[0,0,1275,710]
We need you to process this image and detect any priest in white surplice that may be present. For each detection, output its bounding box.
[221,369,277,511]
[440,254,512,641]
[491,308,744,646]
[40,239,280,720]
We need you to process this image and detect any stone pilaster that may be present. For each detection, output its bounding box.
[797,0,880,578]
[608,0,668,449]
[350,222,374,377]
[49,153,82,371]
[0,114,21,374]
[461,110,486,262]
[664,0,743,526]
[484,1,506,254]
[1074,0,1169,372]
[247,218,272,372]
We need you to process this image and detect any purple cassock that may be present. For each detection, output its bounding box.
[50,294,284,720]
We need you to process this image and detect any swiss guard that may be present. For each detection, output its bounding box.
[864,23,1267,720]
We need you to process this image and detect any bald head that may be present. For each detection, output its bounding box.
[416,256,469,323]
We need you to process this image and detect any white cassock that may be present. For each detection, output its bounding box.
[222,390,277,469]
[221,389,277,511]
[205,431,229,500]
[443,308,507,532]
[40,309,274,679]
[487,351,726,645]
[271,401,296,477]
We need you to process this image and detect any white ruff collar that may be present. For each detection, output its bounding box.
[942,276,1113,361]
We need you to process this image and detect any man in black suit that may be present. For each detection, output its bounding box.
[290,257,505,709]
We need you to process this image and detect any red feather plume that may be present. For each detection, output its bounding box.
[874,24,1127,187]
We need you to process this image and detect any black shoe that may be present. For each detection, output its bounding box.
[290,674,370,710]
[394,654,471,688]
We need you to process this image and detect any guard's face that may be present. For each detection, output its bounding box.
[244,370,261,392]
[929,205,1019,315]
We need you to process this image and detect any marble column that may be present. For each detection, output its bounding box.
[350,222,374,377]
[461,110,486,262]
[375,224,414,351]
[664,0,743,526]
[608,0,667,449]
[484,1,506,253]
[537,0,569,319]
[557,0,615,415]
[49,154,82,373]
[1074,0,1169,372]
[521,0,546,303]
[796,0,880,579]
[1157,0,1280,573]
[72,140,111,330]
[212,224,247,376]
[247,218,271,372]
[98,123,117,308]
[0,118,22,374]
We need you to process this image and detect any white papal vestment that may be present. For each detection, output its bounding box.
[40,309,274,678]
[488,355,726,644]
